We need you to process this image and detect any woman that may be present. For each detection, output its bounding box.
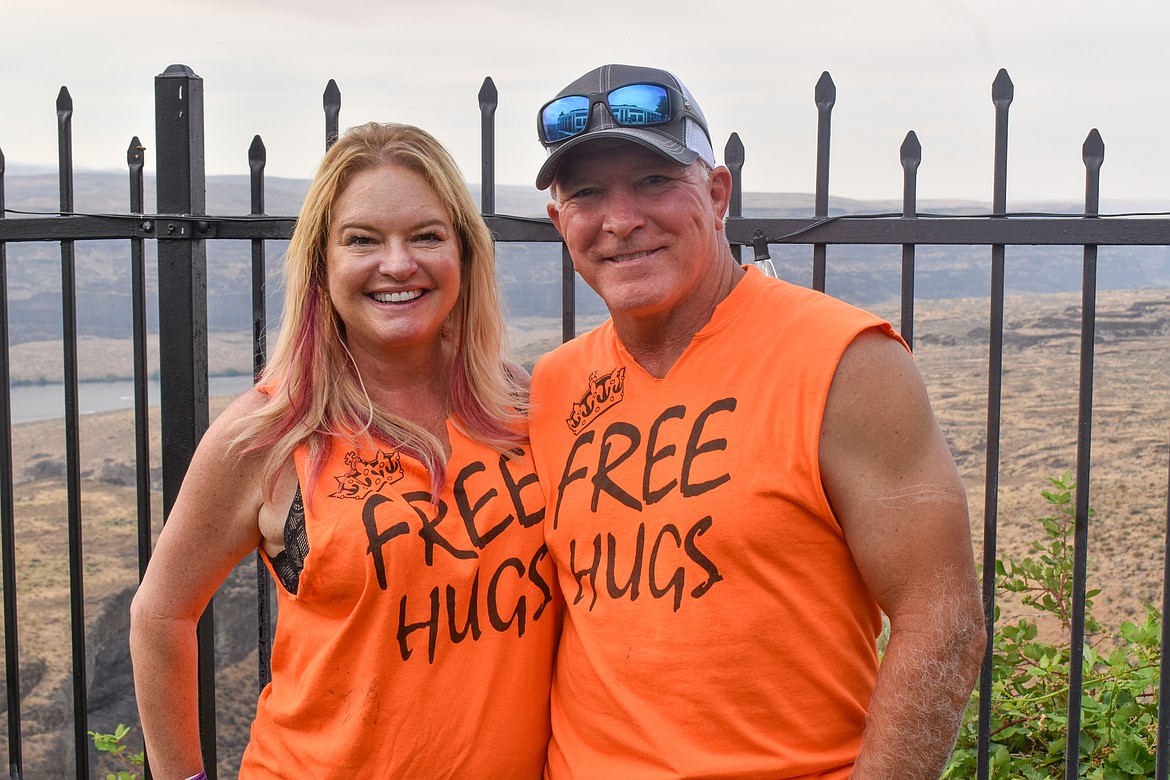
[130,123,559,779]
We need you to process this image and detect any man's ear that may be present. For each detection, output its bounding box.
[708,166,733,229]
[546,199,563,234]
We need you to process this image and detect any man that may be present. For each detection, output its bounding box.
[527,63,986,779]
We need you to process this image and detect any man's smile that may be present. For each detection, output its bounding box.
[608,249,657,263]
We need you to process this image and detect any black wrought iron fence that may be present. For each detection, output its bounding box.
[0,63,1168,779]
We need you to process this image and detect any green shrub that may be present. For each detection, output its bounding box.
[944,472,1161,779]
[89,722,144,780]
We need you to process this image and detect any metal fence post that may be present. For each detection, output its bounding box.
[479,77,497,216]
[812,72,835,292]
[0,145,22,780]
[899,131,921,350]
[55,85,92,780]
[977,67,1014,780]
[725,133,744,265]
[1064,128,1105,780]
[154,63,216,778]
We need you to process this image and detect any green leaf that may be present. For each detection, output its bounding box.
[1111,735,1153,773]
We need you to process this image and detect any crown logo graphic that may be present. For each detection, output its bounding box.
[330,449,404,500]
[566,367,626,435]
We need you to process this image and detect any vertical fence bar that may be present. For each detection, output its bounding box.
[812,72,834,293]
[1158,441,1170,780]
[56,86,90,780]
[248,135,273,692]
[0,146,22,780]
[976,68,1013,780]
[154,64,215,778]
[899,132,921,350]
[127,136,152,780]
[249,137,267,382]
[1063,128,1104,779]
[128,141,150,557]
[479,78,497,216]
[725,133,744,265]
[561,246,575,344]
[324,80,341,152]
[128,138,152,582]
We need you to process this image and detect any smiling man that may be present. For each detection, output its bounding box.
[527,63,986,780]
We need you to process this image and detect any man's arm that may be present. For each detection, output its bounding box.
[819,329,985,779]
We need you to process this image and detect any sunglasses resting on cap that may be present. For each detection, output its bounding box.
[539,82,688,143]
[534,64,715,190]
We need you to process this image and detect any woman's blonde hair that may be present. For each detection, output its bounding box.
[233,122,526,498]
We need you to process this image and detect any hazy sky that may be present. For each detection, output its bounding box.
[4,0,1169,204]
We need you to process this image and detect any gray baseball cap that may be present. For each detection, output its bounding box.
[535,63,716,190]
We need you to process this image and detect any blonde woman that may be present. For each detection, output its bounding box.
[131,123,559,779]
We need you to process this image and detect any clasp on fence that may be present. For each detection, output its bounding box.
[145,217,216,239]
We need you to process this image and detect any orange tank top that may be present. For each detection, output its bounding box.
[240,422,559,778]
[529,267,900,779]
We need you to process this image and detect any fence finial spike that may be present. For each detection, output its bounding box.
[815,71,836,110]
[126,136,145,168]
[900,131,922,169]
[323,79,341,108]
[992,69,1014,106]
[249,135,267,164]
[1082,129,1104,168]
[725,132,744,167]
[56,86,73,116]
[323,80,341,151]
[478,77,498,107]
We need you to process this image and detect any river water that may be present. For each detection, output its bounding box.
[8,375,255,425]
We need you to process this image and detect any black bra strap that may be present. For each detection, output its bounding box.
[270,484,308,595]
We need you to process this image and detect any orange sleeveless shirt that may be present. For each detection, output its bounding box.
[529,267,901,779]
[239,422,559,778]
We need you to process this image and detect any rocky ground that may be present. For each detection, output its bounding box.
[0,288,1166,777]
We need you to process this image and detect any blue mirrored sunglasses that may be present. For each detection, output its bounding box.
[538,82,683,145]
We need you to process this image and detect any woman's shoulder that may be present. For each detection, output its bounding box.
[208,385,267,427]
[199,385,278,458]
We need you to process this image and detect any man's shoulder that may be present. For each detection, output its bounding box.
[719,273,906,374]
[735,272,888,338]
[755,273,874,316]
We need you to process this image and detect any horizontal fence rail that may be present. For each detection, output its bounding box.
[0,63,1168,780]
[8,211,1170,245]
